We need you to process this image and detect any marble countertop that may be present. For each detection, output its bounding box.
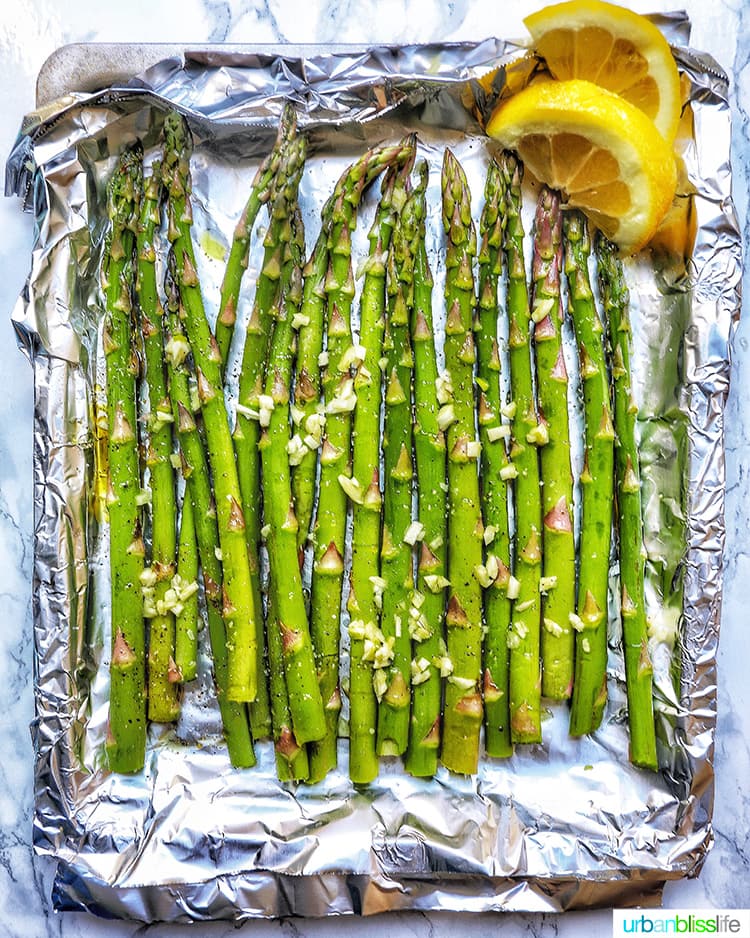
[0,1,747,935]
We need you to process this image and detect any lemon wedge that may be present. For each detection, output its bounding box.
[486,79,677,254]
[524,0,681,142]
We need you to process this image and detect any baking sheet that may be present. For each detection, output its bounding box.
[6,26,742,922]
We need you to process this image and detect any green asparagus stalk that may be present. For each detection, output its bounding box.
[266,586,310,782]
[531,187,576,701]
[215,105,296,368]
[292,226,329,559]
[260,142,327,746]
[104,144,147,773]
[135,159,180,724]
[596,235,656,768]
[309,182,357,775]
[346,170,398,785]
[476,158,513,758]
[376,164,414,757]
[440,149,484,775]
[162,111,258,703]
[164,274,255,767]
[565,211,615,736]
[298,228,343,783]
[174,493,200,683]
[500,152,543,744]
[404,163,447,778]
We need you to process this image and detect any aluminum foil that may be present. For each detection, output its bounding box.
[6,26,742,923]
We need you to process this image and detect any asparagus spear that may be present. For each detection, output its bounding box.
[597,235,657,770]
[135,159,180,724]
[403,163,448,778]
[476,158,513,758]
[376,164,415,757]
[104,145,147,774]
[565,211,615,736]
[214,105,296,369]
[440,149,484,775]
[500,152,543,745]
[260,143,327,746]
[309,179,359,779]
[292,226,329,559]
[531,187,576,701]
[162,112,258,703]
[299,230,344,784]
[164,274,255,767]
[346,169,398,785]
[173,494,200,683]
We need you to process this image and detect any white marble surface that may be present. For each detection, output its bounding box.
[0,1,747,934]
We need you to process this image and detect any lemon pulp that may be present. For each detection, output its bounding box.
[487,79,677,254]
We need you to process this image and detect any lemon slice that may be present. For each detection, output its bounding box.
[524,0,681,142]
[486,79,677,254]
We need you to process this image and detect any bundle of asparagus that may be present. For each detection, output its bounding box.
[100,105,662,780]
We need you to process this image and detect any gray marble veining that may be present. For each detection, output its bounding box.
[0,0,747,934]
